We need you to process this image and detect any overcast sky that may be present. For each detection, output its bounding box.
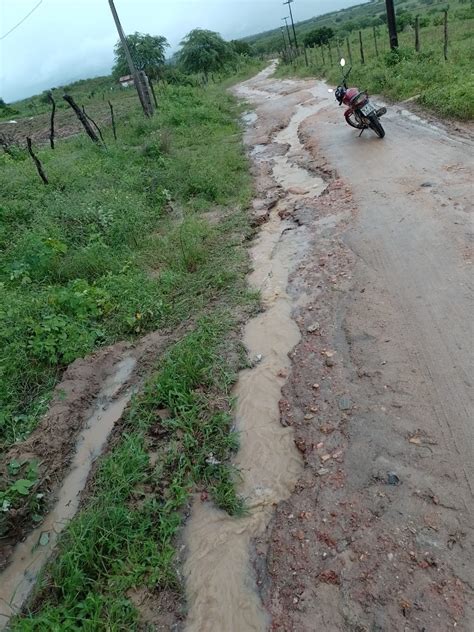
[0,0,364,102]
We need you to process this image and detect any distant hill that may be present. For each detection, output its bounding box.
[242,0,409,52]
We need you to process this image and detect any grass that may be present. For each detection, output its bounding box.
[11,316,245,630]
[1,58,265,627]
[260,0,474,120]
[0,63,263,450]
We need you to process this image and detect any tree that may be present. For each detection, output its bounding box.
[230,39,253,56]
[178,29,234,80]
[112,32,169,79]
[303,27,334,47]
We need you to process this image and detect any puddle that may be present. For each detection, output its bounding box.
[183,80,326,632]
[184,209,308,632]
[272,100,327,196]
[0,356,136,629]
[242,111,258,125]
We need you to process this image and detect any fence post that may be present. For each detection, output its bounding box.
[108,101,117,140]
[63,94,100,143]
[47,92,56,150]
[346,37,353,65]
[415,15,420,52]
[26,137,49,184]
[303,45,309,67]
[336,39,342,62]
[443,9,448,61]
[321,45,326,65]
[373,26,379,58]
[328,41,333,65]
[359,31,365,65]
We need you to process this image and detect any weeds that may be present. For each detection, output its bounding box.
[12,317,246,629]
[3,61,261,628]
[0,79,254,448]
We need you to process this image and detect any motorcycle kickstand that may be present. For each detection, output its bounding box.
[358,127,365,137]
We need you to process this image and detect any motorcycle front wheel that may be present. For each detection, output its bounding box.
[368,113,385,138]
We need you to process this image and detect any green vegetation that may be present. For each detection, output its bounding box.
[178,29,237,81]
[1,56,265,627]
[11,317,245,629]
[112,32,170,79]
[253,0,474,119]
[0,64,264,449]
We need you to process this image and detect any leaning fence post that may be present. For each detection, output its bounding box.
[443,9,448,61]
[63,94,100,143]
[359,31,365,65]
[26,137,48,184]
[81,105,106,148]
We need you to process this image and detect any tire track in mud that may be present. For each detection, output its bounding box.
[0,332,171,628]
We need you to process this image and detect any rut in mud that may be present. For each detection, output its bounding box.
[183,69,328,631]
[184,65,473,631]
[0,333,169,628]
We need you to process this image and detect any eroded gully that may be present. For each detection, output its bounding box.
[182,66,328,631]
[0,353,145,628]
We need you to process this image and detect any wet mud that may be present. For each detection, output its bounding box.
[0,332,170,628]
[184,64,473,631]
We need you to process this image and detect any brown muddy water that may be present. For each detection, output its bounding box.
[182,78,327,631]
[0,356,136,629]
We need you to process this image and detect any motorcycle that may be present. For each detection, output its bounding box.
[329,58,387,139]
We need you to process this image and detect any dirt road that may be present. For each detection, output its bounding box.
[183,65,473,631]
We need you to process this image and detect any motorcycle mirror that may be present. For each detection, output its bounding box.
[340,58,346,67]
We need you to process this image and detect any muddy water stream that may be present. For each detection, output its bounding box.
[183,87,326,630]
[0,356,136,629]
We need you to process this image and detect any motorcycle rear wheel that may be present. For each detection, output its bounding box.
[368,113,385,138]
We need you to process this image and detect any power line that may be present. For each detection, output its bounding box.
[0,0,43,41]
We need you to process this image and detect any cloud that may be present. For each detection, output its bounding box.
[0,0,363,102]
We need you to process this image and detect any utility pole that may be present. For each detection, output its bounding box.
[108,0,153,117]
[282,17,292,50]
[385,0,399,50]
[283,0,298,48]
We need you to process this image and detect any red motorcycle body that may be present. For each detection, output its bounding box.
[333,65,386,138]
[342,87,369,125]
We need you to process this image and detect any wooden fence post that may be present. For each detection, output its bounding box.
[108,101,117,140]
[47,92,56,150]
[346,37,353,65]
[359,31,365,65]
[321,45,326,65]
[82,105,106,147]
[336,39,342,62]
[26,137,48,184]
[443,9,448,61]
[63,94,100,143]
[303,45,309,67]
[149,78,159,108]
[414,15,420,52]
[328,41,333,65]
[373,26,379,58]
